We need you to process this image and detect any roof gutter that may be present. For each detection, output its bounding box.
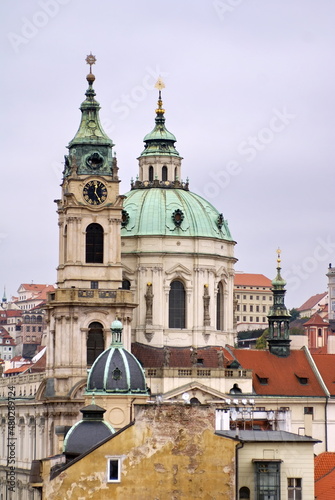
[303,345,330,451]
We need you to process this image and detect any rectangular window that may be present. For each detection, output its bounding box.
[91,281,99,289]
[263,317,266,322]
[237,305,240,311]
[236,294,240,299]
[250,316,253,322]
[236,316,240,321]
[256,317,259,322]
[288,478,302,500]
[243,295,246,299]
[256,305,259,312]
[250,305,253,312]
[304,407,314,416]
[243,316,246,321]
[256,295,259,300]
[243,305,246,312]
[263,296,266,300]
[255,461,280,500]
[250,295,253,300]
[108,458,121,482]
[263,306,266,312]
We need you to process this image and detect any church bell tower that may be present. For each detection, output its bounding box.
[45,55,136,397]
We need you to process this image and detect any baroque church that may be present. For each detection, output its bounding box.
[0,57,329,499]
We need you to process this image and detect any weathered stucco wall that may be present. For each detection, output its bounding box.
[43,404,236,499]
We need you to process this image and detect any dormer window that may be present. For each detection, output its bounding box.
[256,374,269,385]
[295,374,308,385]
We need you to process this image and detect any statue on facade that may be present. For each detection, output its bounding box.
[145,283,153,324]
[203,285,210,326]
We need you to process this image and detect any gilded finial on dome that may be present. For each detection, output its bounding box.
[155,77,165,114]
[85,52,96,83]
[276,247,281,266]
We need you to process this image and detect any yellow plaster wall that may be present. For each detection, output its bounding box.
[43,404,236,500]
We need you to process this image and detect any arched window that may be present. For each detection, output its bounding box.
[87,322,104,365]
[239,486,250,499]
[318,328,322,337]
[174,167,177,180]
[86,223,103,263]
[216,283,224,330]
[169,280,185,328]
[122,279,131,290]
[149,166,154,181]
[162,166,168,181]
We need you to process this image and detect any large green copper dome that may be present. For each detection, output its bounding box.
[121,187,233,240]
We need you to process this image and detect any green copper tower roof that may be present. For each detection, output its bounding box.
[68,56,113,148]
[63,54,116,178]
[140,79,179,157]
[121,188,233,240]
[267,249,291,357]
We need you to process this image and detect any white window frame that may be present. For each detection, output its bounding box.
[107,457,121,483]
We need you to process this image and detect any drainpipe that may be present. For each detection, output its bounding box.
[325,396,329,452]
[235,438,244,500]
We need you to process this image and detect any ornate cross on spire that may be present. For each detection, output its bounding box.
[85,52,96,73]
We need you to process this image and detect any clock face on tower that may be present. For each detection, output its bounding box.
[83,180,108,205]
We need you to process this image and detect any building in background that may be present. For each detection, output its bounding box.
[234,273,273,332]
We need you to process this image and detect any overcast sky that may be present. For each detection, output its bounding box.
[1,0,334,308]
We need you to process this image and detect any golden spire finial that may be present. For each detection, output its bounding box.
[276,247,281,266]
[155,77,165,91]
[155,77,165,114]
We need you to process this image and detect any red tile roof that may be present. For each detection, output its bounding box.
[234,273,272,287]
[315,453,335,499]
[131,343,233,368]
[312,354,335,396]
[4,310,22,317]
[19,284,51,291]
[230,348,326,396]
[298,292,327,312]
[304,313,329,326]
[315,452,335,480]
[4,365,32,375]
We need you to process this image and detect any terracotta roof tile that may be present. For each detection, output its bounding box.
[315,452,335,480]
[315,453,335,499]
[4,365,32,374]
[304,313,329,326]
[298,292,327,312]
[131,343,232,368]
[312,354,335,395]
[234,273,272,287]
[231,348,326,396]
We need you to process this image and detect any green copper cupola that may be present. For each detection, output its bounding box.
[63,53,116,178]
[267,249,291,357]
[140,79,180,158]
[134,79,184,189]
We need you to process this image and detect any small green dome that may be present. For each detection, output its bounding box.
[121,188,233,240]
[111,319,123,331]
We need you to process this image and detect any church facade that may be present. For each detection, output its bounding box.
[0,59,332,499]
